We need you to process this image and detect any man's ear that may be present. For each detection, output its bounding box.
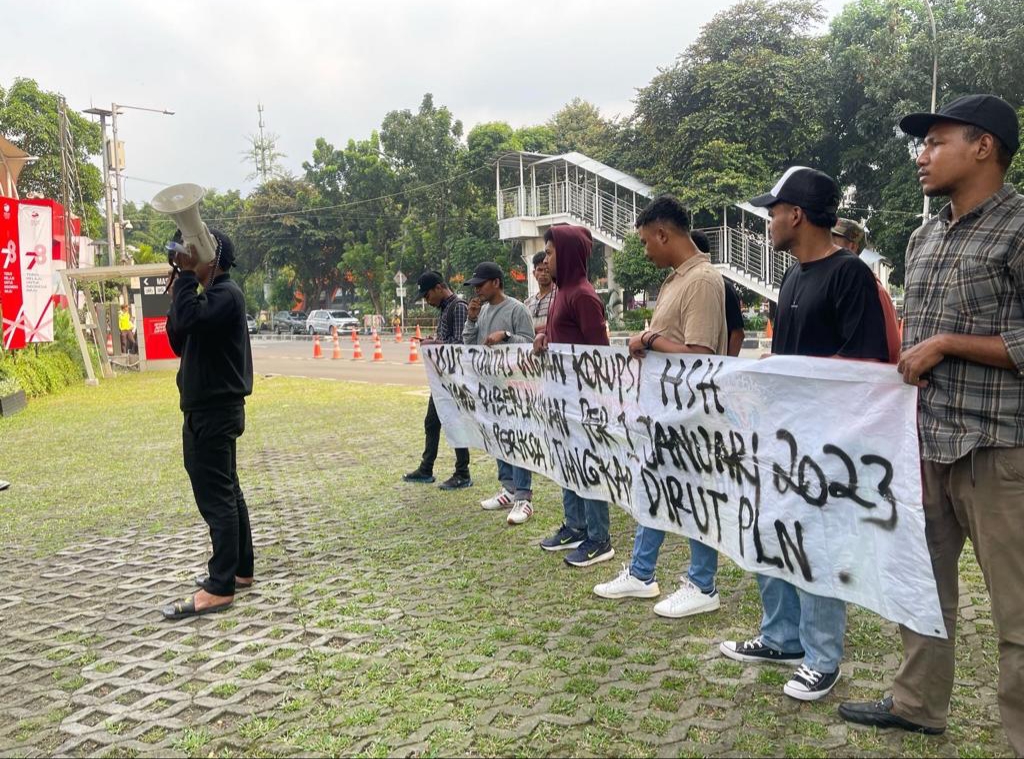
[974,132,997,163]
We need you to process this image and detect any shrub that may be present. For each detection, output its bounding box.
[622,308,653,332]
[744,314,767,331]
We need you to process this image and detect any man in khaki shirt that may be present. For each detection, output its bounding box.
[593,195,728,617]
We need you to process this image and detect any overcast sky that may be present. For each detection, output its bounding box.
[13,0,851,203]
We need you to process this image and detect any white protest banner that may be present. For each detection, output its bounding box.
[423,343,943,638]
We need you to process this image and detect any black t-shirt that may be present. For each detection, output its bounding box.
[772,250,889,360]
[724,281,743,335]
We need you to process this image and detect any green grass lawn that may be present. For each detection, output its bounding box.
[0,373,1008,758]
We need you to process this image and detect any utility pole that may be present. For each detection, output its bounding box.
[83,107,116,266]
[87,103,174,266]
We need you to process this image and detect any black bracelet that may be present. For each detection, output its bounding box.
[645,332,660,351]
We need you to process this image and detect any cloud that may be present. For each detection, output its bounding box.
[11,0,852,202]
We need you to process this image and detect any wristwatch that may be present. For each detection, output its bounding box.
[503,330,511,342]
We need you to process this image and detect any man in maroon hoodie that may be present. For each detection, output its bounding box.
[534,224,615,567]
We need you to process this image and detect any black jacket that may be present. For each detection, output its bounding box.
[166,271,253,412]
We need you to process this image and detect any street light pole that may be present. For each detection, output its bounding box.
[109,103,175,264]
[922,0,938,221]
[83,107,116,266]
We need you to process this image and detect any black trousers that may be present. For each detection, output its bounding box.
[182,405,254,596]
[420,395,470,477]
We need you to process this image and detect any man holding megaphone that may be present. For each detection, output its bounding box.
[161,227,255,620]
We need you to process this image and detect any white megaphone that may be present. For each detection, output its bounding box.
[151,183,217,264]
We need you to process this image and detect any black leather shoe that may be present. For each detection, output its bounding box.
[403,469,435,484]
[438,474,473,490]
[838,696,944,735]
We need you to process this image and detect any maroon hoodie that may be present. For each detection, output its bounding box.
[545,225,609,347]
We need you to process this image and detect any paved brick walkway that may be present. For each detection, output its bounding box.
[0,409,1013,758]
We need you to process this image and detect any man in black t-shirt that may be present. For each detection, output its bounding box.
[717,167,889,703]
[692,230,745,356]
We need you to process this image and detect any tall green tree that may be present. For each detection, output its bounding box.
[624,0,827,209]
[236,178,341,312]
[0,78,104,234]
[824,0,1024,283]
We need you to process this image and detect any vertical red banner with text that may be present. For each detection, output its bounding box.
[0,197,24,350]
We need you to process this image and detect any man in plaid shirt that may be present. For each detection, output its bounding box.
[839,95,1024,756]
[403,271,472,490]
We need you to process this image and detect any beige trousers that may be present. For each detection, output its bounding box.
[892,447,1024,757]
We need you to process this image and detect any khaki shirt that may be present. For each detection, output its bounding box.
[649,253,728,354]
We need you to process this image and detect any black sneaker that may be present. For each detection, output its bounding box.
[438,474,472,490]
[838,696,945,735]
[403,469,435,484]
[564,538,615,567]
[784,664,840,701]
[719,636,804,664]
[540,524,586,552]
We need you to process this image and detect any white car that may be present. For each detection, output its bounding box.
[306,309,359,335]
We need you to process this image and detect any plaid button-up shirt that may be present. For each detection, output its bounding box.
[436,293,468,345]
[903,183,1024,463]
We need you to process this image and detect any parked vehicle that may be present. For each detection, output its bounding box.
[306,309,359,335]
[246,314,259,334]
[272,310,308,334]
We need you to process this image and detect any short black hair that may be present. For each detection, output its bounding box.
[800,207,838,230]
[963,124,1014,170]
[532,251,547,266]
[690,229,710,254]
[635,195,691,232]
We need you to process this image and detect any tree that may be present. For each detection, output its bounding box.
[381,94,471,279]
[547,98,616,161]
[0,78,104,234]
[624,1,828,197]
[822,0,1024,283]
[236,178,341,312]
[612,233,663,301]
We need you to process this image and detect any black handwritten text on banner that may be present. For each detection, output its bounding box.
[423,344,943,638]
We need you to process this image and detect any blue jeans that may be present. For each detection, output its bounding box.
[496,459,532,501]
[757,575,846,673]
[628,525,718,593]
[562,488,609,544]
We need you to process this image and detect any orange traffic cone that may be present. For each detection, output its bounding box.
[352,337,363,360]
[331,334,343,360]
[765,319,774,339]
[372,340,384,362]
[351,328,358,342]
[105,332,113,355]
[408,340,420,363]
[415,324,422,341]
[395,324,403,343]
[313,335,324,359]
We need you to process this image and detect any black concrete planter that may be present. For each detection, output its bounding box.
[0,389,26,417]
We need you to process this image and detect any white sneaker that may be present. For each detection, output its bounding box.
[593,564,661,599]
[653,578,721,618]
[480,487,514,510]
[507,499,534,525]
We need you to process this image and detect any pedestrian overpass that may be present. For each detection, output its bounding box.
[495,151,792,303]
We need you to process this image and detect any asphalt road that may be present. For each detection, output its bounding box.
[251,335,432,386]
[251,334,766,387]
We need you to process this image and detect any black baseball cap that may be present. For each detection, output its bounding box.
[464,262,504,286]
[899,94,1020,156]
[749,167,841,214]
[416,270,444,299]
